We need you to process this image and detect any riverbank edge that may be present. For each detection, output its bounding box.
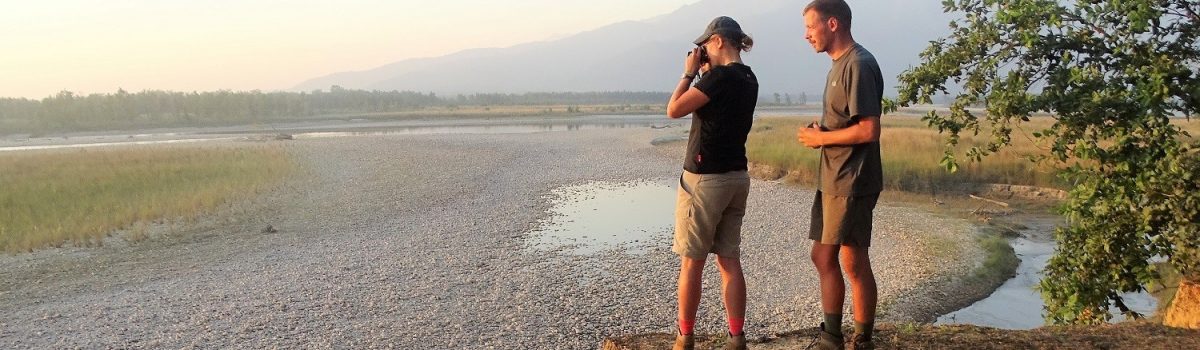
[600,321,1200,349]
[597,162,1044,349]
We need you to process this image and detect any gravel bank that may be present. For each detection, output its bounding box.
[0,126,982,349]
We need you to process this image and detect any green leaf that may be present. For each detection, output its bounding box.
[896,0,1200,326]
[940,154,959,173]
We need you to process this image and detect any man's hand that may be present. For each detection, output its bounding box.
[797,121,824,149]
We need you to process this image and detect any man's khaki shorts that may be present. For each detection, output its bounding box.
[808,191,879,247]
[673,170,750,259]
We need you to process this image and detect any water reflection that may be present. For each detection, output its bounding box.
[0,119,685,152]
[291,122,667,139]
[527,179,677,254]
[0,137,241,152]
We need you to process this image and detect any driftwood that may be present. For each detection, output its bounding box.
[969,194,1010,207]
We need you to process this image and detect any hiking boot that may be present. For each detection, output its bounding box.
[812,322,844,350]
[724,332,748,350]
[850,333,874,350]
[672,332,694,350]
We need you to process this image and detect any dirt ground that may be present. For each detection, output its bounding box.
[601,321,1200,349]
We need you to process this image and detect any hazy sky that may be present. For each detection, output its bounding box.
[1,0,699,99]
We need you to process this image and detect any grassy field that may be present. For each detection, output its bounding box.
[0,145,294,253]
[747,115,1200,192]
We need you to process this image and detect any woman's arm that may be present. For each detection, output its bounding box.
[667,48,711,119]
[667,84,710,119]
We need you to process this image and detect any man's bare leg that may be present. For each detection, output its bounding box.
[811,242,844,335]
[840,245,876,340]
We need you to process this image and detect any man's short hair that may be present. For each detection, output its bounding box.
[804,0,852,30]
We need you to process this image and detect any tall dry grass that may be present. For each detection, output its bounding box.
[1182,117,1200,139]
[0,145,293,253]
[749,116,1098,192]
[749,116,1200,193]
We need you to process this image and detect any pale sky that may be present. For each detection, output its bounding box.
[0,0,699,99]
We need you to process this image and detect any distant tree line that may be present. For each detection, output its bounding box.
[446,91,669,106]
[764,92,809,106]
[0,87,671,134]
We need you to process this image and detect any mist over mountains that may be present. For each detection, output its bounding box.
[293,0,954,98]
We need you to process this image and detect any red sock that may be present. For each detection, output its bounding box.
[679,319,695,335]
[728,317,744,336]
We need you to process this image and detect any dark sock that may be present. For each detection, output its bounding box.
[823,313,843,336]
[855,322,874,340]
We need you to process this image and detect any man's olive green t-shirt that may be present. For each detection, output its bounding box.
[818,43,883,196]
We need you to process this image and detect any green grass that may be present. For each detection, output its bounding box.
[978,218,1030,238]
[922,230,964,261]
[972,233,1020,282]
[0,145,294,253]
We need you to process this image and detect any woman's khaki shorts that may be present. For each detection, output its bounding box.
[673,170,750,259]
[808,191,879,247]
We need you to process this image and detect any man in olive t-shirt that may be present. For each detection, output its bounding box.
[796,1,884,349]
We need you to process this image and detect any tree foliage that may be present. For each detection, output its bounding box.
[895,0,1200,324]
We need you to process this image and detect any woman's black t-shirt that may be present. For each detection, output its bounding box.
[684,63,759,174]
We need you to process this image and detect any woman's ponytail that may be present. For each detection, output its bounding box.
[738,35,754,52]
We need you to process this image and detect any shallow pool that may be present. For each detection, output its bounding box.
[526,179,677,254]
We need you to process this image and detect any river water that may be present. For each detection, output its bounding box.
[936,219,1158,329]
[0,115,684,152]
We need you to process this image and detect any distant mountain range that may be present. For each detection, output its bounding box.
[293,0,954,98]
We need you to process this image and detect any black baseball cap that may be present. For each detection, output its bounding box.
[693,16,746,45]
